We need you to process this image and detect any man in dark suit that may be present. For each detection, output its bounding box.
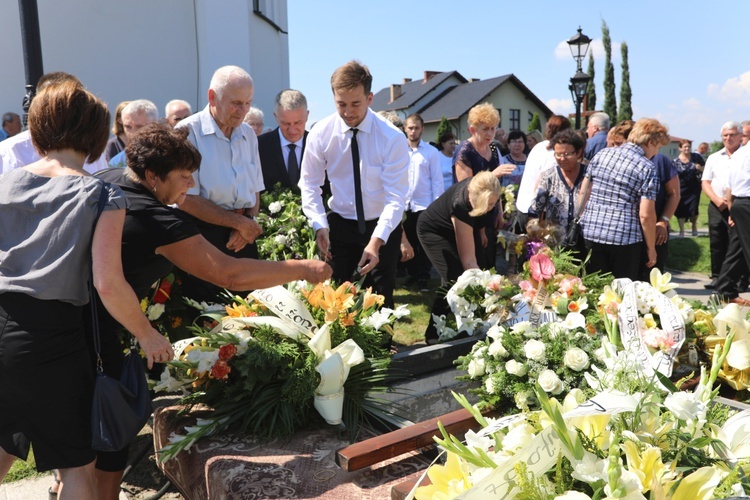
[258,89,309,190]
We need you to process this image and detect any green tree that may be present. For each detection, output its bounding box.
[617,42,633,122]
[586,53,596,113]
[435,116,451,143]
[527,113,541,133]
[602,19,617,121]
[710,141,723,154]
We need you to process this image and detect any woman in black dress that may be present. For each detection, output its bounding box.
[417,171,502,342]
[91,122,332,498]
[673,139,704,236]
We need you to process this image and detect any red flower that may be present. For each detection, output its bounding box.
[218,344,238,361]
[153,279,173,304]
[210,360,231,380]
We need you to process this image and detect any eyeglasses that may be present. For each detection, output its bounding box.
[553,152,578,159]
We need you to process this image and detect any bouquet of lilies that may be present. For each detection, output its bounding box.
[413,303,750,500]
[153,280,409,462]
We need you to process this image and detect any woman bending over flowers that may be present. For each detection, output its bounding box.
[417,171,502,342]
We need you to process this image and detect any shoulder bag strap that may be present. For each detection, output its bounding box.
[89,182,111,372]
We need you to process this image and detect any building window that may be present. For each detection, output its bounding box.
[510,109,520,131]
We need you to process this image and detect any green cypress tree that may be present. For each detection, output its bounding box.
[435,116,451,143]
[602,19,617,121]
[617,42,633,122]
[586,53,596,112]
[527,113,541,133]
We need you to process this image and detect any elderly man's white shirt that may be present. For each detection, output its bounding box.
[299,108,409,242]
[703,147,733,199]
[0,130,109,174]
[179,106,264,209]
[728,145,750,197]
[406,140,444,212]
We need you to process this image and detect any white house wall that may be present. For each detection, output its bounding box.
[1,0,288,127]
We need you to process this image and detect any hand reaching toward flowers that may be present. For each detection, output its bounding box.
[301,260,333,284]
[137,328,175,369]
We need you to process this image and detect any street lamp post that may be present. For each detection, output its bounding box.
[566,27,592,130]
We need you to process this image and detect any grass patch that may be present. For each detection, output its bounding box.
[5,450,41,483]
[667,236,711,274]
[391,276,439,346]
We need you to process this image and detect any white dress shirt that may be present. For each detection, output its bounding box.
[278,129,303,172]
[406,140,444,212]
[515,140,555,213]
[300,108,409,242]
[703,147,733,200]
[178,106,264,210]
[729,145,750,197]
[0,130,109,174]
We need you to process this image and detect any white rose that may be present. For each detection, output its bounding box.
[467,358,486,378]
[664,392,706,421]
[486,324,505,342]
[268,201,283,214]
[485,377,496,394]
[488,339,508,358]
[524,339,546,361]
[537,369,564,395]
[505,359,527,377]
[563,347,590,371]
[511,321,533,336]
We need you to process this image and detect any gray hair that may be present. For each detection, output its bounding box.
[122,99,159,121]
[165,99,192,116]
[742,120,750,127]
[377,110,404,131]
[244,107,264,123]
[274,89,307,113]
[721,121,742,134]
[209,65,253,98]
[2,112,19,125]
[589,112,610,130]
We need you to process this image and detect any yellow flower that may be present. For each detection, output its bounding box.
[361,287,384,311]
[642,313,658,330]
[414,452,471,500]
[140,297,149,314]
[650,267,678,293]
[665,466,722,500]
[623,441,667,492]
[598,286,622,316]
[225,303,254,318]
[320,282,355,323]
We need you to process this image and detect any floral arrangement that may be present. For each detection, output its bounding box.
[256,184,317,261]
[139,272,209,342]
[413,302,750,500]
[153,280,409,461]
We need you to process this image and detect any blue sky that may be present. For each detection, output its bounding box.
[288,1,750,145]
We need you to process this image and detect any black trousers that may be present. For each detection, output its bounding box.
[403,210,432,281]
[639,239,669,281]
[328,212,402,308]
[179,220,258,302]
[716,198,750,299]
[708,202,730,278]
[584,240,643,281]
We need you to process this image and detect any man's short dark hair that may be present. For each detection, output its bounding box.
[405,113,424,126]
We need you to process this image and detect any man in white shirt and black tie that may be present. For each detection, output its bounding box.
[402,113,444,291]
[300,60,409,307]
[258,89,309,190]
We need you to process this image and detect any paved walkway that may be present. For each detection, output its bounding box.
[1,267,745,499]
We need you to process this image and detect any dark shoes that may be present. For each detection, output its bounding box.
[704,280,717,290]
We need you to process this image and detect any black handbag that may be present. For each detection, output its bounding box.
[88,183,152,452]
[561,176,591,249]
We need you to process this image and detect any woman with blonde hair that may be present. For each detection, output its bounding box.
[581,118,669,280]
[104,100,131,161]
[417,171,502,342]
[453,103,515,267]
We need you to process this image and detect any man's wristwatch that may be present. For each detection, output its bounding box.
[660,216,670,223]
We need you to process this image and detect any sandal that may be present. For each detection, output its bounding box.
[48,469,61,499]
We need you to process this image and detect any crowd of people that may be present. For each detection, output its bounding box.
[2,58,750,499]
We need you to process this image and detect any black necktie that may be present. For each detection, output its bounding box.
[287,143,299,186]
[351,128,366,234]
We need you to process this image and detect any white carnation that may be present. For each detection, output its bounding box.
[268,201,283,214]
